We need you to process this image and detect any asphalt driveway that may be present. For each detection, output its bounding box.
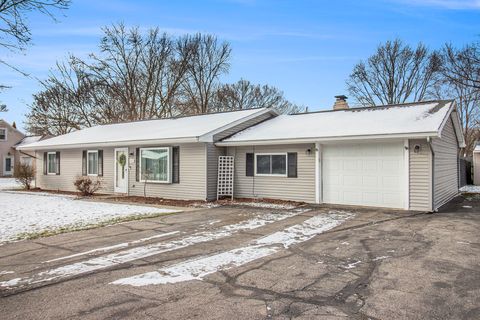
[0,197,479,320]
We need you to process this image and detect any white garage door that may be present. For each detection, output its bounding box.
[322,142,406,209]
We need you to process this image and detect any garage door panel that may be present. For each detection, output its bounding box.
[362,176,378,187]
[323,142,405,209]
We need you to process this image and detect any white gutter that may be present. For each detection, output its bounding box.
[216,132,440,147]
[17,136,199,151]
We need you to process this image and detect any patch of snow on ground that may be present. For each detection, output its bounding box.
[0,178,21,190]
[0,192,180,243]
[343,261,362,269]
[44,231,180,263]
[232,202,298,210]
[372,256,390,261]
[460,185,480,193]
[0,271,14,276]
[112,211,353,286]
[0,210,301,289]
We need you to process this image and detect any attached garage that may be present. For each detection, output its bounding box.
[322,142,407,209]
[217,99,466,212]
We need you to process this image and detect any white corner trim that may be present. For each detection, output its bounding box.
[315,142,321,204]
[404,139,410,210]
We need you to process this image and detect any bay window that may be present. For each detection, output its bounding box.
[140,147,171,183]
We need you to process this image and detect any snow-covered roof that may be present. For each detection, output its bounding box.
[14,135,43,148]
[18,108,273,150]
[218,100,463,146]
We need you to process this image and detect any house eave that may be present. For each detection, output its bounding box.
[216,132,439,146]
[17,137,200,151]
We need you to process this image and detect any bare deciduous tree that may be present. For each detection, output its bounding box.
[212,79,303,114]
[431,43,480,156]
[0,0,70,110]
[440,42,480,91]
[181,34,231,114]
[0,0,70,50]
[347,39,441,106]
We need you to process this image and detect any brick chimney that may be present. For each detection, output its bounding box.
[333,95,349,110]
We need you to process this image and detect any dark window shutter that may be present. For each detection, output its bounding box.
[136,148,140,182]
[82,150,87,176]
[43,152,47,175]
[98,150,103,176]
[55,151,61,175]
[172,146,180,183]
[287,152,297,178]
[246,153,254,177]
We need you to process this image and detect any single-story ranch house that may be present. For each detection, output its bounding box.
[18,98,464,212]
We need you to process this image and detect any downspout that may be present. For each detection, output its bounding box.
[19,150,38,159]
[427,137,435,212]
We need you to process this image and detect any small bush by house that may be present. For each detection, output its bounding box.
[74,176,103,196]
[14,162,35,190]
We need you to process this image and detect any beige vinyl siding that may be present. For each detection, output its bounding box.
[227,144,315,203]
[206,143,226,200]
[212,112,274,141]
[35,148,115,193]
[432,117,459,209]
[409,139,432,211]
[128,143,206,200]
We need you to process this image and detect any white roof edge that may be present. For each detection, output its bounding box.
[17,137,199,151]
[198,108,277,142]
[451,102,466,148]
[216,132,438,146]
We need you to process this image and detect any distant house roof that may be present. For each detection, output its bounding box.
[17,108,275,150]
[218,100,465,147]
[14,135,43,148]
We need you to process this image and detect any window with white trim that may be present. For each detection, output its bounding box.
[140,147,170,183]
[47,152,57,174]
[87,150,98,176]
[0,128,6,141]
[255,153,287,176]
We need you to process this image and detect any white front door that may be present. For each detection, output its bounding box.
[3,156,13,176]
[322,142,407,209]
[114,148,129,193]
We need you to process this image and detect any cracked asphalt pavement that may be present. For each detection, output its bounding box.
[0,196,479,320]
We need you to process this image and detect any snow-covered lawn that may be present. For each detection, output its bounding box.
[0,192,180,243]
[0,178,21,190]
[460,185,480,193]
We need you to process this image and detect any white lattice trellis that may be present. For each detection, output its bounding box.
[217,156,234,200]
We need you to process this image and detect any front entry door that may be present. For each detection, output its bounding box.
[114,148,129,193]
[4,156,13,176]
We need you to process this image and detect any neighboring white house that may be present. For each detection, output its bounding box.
[18,99,465,212]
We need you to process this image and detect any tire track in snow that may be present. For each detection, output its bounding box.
[112,211,353,286]
[0,209,308,290]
